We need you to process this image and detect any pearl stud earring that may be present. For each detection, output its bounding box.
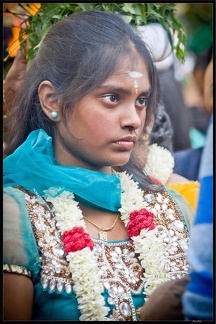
[51,111,58,119]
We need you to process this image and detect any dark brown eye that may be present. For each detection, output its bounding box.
[136,96,148,108]
[102,94,118,103]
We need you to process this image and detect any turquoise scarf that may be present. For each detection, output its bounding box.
[3,129,121,212]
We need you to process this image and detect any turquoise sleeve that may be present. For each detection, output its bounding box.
[3,187,41,281]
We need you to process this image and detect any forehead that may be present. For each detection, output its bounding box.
[114,55,148,76]
[102,55,150,88]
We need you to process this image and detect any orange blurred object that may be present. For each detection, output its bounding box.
[167,181,200,214]
[5,3,41,57]
[7,17,24,57]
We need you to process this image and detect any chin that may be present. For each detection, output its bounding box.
[110,157,131,167]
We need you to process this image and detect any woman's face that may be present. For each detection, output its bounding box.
[54,57,151,171]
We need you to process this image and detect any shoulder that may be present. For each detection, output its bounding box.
[3,187,41,273]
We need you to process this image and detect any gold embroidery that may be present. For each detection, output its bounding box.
[3,264,31,278]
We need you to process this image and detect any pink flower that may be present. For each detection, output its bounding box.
[127,208,155,237]
[62,226,94,253]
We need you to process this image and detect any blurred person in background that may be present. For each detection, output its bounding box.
[158,62,192,152]
[173,47,212,182]
[137,23,199,213]
[136,49,214,321]
[172,3,213,182]
[181,113,213,320]
[138,23,192,152]
[187,46,212,148]
[181,50,213,321]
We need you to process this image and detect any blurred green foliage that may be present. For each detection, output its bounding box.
[175,3,213,56]
[4,3,187,64]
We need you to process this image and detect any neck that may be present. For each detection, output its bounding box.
[79,203,128,240]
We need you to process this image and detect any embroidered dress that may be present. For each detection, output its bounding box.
[4,185,191,321]
[3,129,193,321]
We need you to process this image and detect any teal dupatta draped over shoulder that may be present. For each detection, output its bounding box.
[3,129,121,212]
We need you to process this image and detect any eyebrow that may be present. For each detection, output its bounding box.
[97,85,152,96]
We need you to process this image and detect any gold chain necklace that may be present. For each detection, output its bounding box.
[83,213,119,241]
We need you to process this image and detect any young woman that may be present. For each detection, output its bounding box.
[3,10,192,321]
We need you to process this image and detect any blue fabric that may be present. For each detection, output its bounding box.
[3,129,121,212]
[182,114,213,320]
[187,272,212,297]
[194,176,212,225]
[189,127,206,149]
[173,147,203,181]
[198,115,213,179]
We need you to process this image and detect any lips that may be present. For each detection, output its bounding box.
[114,135,137,150]
[117,136,137,143]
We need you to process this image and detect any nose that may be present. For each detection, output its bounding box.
[120,104,144,130]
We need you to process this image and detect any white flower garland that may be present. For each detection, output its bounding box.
[144,143,174,185]
[117,171,169,298]
[45,191,110,321]
[45,171,169,321]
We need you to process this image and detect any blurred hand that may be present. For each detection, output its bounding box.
[138,276,190,320]
[4,49,27,113]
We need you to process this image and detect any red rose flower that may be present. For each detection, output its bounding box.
[62,226,94,254]
[127,208,155,237]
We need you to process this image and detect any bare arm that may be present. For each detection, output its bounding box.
[3,272,34,320]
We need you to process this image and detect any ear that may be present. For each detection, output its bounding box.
[38,81,61,120]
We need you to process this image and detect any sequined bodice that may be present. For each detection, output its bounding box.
[21,187,190,321]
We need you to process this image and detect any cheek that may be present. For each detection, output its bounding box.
[94,115,111,128]
[92,118,114,141]
[79,112,113,139]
